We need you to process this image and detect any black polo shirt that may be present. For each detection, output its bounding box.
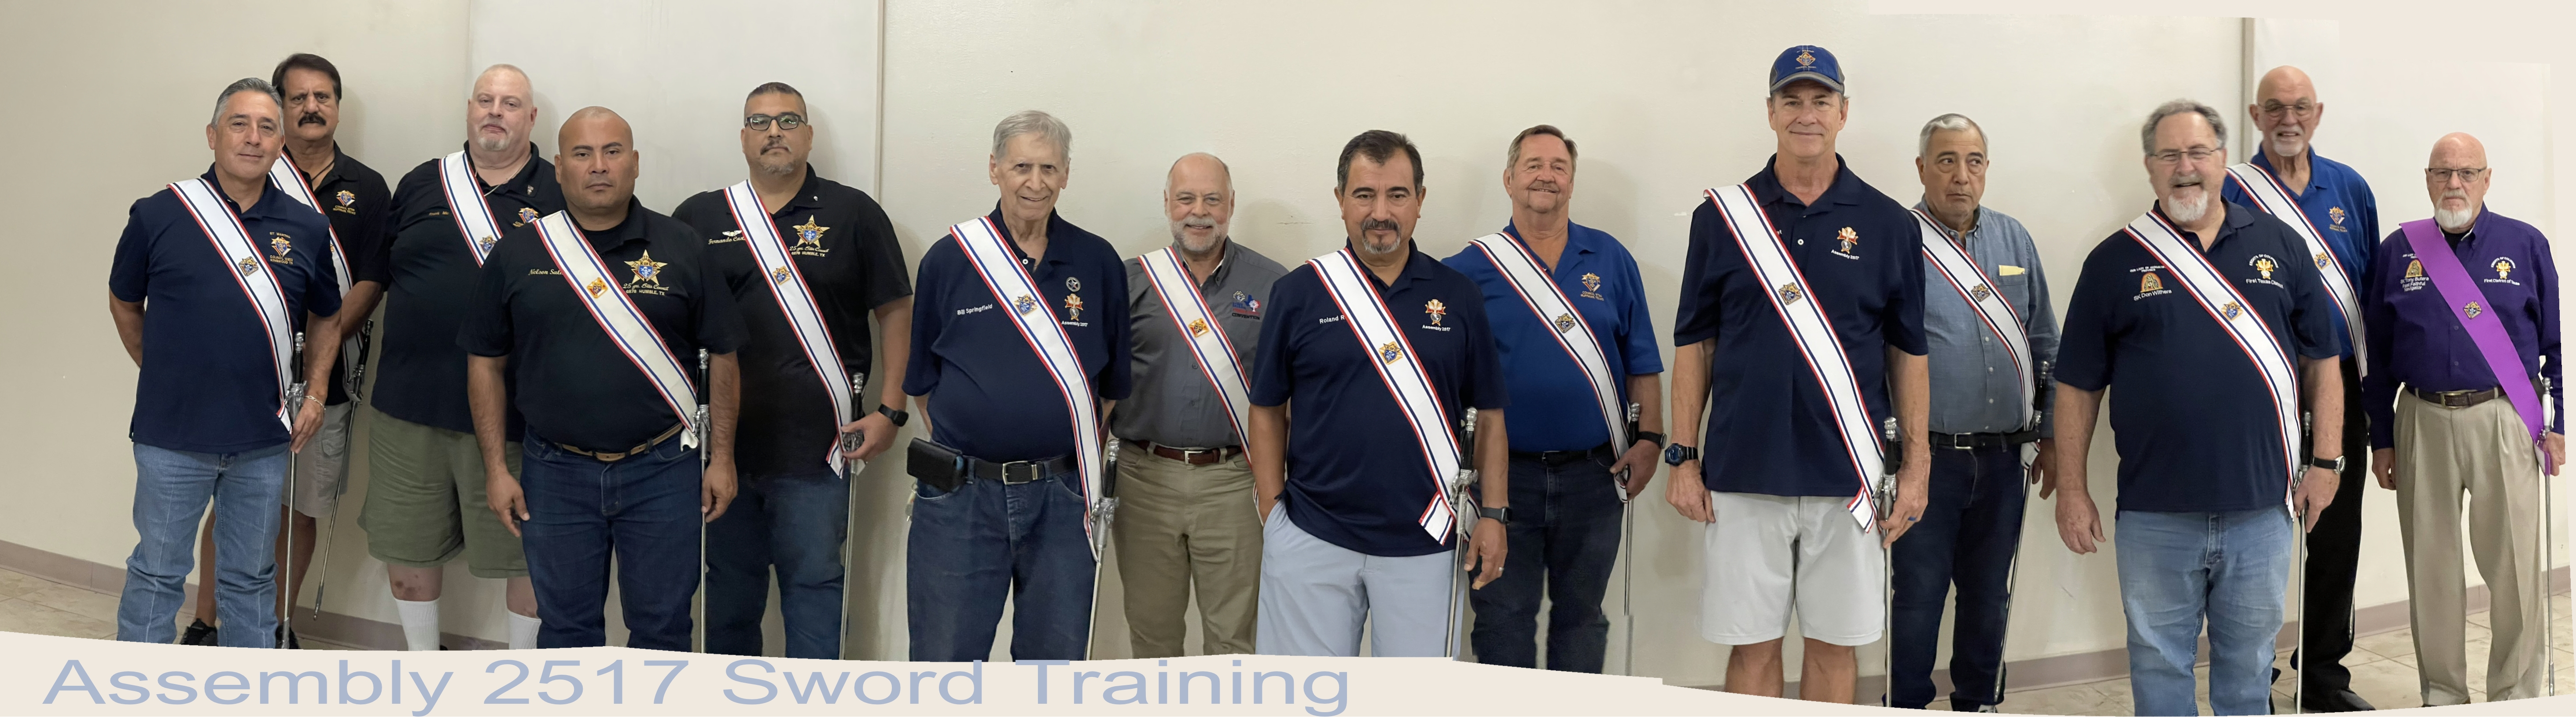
[1247,243,1508,558]
[368,144,562,438]
[902,208,1132,463]
[2056,202,2339,513]
[459,202,746,452]
[109,168,343,453]
[1671,156,1927,498]
[301,145,393,406]
[673,168,913,480]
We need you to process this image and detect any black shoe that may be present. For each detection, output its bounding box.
[274,624,301,649]
[178,619,217,646]
[2297,688,2376,713]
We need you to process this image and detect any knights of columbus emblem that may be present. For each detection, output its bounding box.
[1378,341,1404,364]
[769,266,792,284]
[1188,318,1210,337]
[1554,313,1578,334]
[2252,255,2277,279]
[1065,294,1085,321]
[2466,302,2484,319]
[2221,302,2244,320]
[1425,298,1447,326]
[477,236,497,254]
[1969,284,1993,302]
[2314,252,2331,270]
[1777,283,1804,305]
[625,251,668,290]
[2328,206,2347,226]
[335,190,355,207]
[269,235,293,258]
[2495,257,2515,279]
[518,207,540,224]
[1796,49,1816,66]
[585,278,608,297]
[236,256,260,276]
[791,216,829,251]
[1581,272,1602,292]
[1013,294,1039,315]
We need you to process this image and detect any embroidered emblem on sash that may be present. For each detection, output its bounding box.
[517,207,539,225]
[1378,341,1403,363]
[1188,318,1210,337]
[2494,257,2515,279]
[1777,283,1803,305]
[625,251,668,291]
[2252,255,2277,279]
[1554,313,1578,333]
[2314,252,2331,270]
[236,257,260,276]
[585,277,608,297]
[477,236,497,254]
[1425,298,1447,326]
[2222,301,2244,320]
[1064,293,1085,321]
[791,217,828,252]
[2466,301,2484,319]
[769,266,791,284]
[1969,283,1993,302]
[1013,294,1039,315]
[2141,272,2164,293]
[334,190,355,207]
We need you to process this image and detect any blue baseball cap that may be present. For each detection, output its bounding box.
[1768,45,1845,94]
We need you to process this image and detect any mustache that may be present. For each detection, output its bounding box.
[2168,171,2207,188]
[1180,217,1217,229]
[1360,218,1402,233]
[298,112,326,126]
[1525,180,1561,193]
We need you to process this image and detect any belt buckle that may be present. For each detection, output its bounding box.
[1000,461,1043,484]
[1179,447,1218,463]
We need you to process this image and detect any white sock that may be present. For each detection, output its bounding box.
[394,598,441,651]
[508,611,542,650]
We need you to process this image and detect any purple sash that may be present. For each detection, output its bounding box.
[2399,219,2545,445]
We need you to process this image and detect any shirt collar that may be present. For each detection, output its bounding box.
[2148,200,2256,248]
[580,201,651,250]
[1338,239,1436,288]
[1906,201,1985,243]
[1500,221,1597,259]
[456,141,548,197]
[200,165,287,220]
[772,165,828,214]
[985,206,1076,265]
[1749,154,1863,210]
[2249,148,2330,194]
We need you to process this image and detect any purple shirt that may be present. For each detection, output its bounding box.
[2361,207,2562,449]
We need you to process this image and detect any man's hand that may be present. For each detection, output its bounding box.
[841,411,898,463]
[2294,465,2339,530]
[1666,460,1711,522]
[2030,441,2059,495]
[2373,448,2397,489]
[2548,432,2565,476]
[1878,463,1931,548]
[487,467,528,537]
[2055,489,2104,554]
[1611,439,1660,499]
[1463,517,1508,589]
[290,397,325,452]
[703,459,739,522]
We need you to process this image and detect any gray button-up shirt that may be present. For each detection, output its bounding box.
[1916,203,2061,436]
[1108,239,1289,447]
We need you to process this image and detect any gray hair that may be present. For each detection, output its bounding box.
[2140,99,2226,155]
[1917,113,1986,158]
[991,110,1072,163]
[210,77,283,127]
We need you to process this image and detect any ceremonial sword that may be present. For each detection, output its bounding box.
[309,320,371,620]
[279,331,306,648]
[695,348,711,651]
[836,371,866,658]
[1083,437,1121,659]
[1445,410,1481,660]
[1617,401,1640,676]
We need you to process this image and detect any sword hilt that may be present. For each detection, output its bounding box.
[840,372,868,478]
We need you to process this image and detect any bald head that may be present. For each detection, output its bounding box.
[2427,132,2491,232]
[467,63,538,154]
[2251,65,2324,160]
[1165,152,1235,256]
[555,107,640,221]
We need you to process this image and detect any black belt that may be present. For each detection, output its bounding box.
[964,453,1077,485]
[2412,386,2504,408]
[1928,430,2039,451]
[1510,441,1616,466]
[556,422,687,462]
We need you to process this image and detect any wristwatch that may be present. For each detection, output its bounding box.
[876,404,910,427]
[1634,430,1667,450]
[2307,454,2344,473]
[1476,506,1512,524]
[1663,444,1699,467]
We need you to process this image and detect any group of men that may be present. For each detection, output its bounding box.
[107,44,2558,716]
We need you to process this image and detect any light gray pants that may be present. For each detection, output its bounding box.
[1254,504,1455,657]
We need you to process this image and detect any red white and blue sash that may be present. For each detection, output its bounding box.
[1708,184,1880,530]
[1139,246,1254,444]
[439,151,504,266]
[725,182,855,474]
[2126,211,2303,502]
[169,178,296,431]
[2227,162,2365,375]
[532,211,700,448]
[1309,248,1460,542]
[950,217,1107,557]
[1467,231,1627,449]
[1914,210,2035,430]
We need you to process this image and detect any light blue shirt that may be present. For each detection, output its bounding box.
[1915,203,2060,436]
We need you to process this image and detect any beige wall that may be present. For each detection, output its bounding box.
[1,0,2568,689]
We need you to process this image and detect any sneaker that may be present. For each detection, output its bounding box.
[178,619,217,646]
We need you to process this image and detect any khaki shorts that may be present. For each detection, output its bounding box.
[1700,490,1884,647]
[358,408,528,578]
[285,401,354,518]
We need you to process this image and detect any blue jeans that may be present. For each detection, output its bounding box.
[706,469,849,658]
[906,469,1096,661]
[2116,507,2294,716]
[1891,444,2027,710]
[118,442,287,647]
[1468,448,1622,671]
[519,432,702,650]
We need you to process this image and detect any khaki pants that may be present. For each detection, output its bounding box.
[2395,390,2548,704]
[1112,441,1261,656]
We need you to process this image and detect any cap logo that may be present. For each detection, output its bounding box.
[1796,49,1816,67]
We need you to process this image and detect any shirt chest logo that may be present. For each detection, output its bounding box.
[2400,257,2430,292]
[1831,226,1862,259]
[265,232,298,266]
[1064,293,1086,322]
[1424,299,1447,326]
[624,251,670,295]
[2487,257,2521,286]
[2133,268,2171,300]
[335,190,356,207]
[516,207,540,227]
[2250,255,2277,280]
[1579,272,1607,301]
[1229,290,1261,317]
[789,216,830,256]
[2326,206,2348,232]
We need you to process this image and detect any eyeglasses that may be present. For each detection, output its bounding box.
[2149,147,2218,165]
[744,113,806,131]
[2424,167,2489,184]
[2257,100,2318,118]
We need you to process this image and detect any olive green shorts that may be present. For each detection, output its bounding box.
[358,408,528,578]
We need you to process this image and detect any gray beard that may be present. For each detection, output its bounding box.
[2160,191,2211,225]
[2435,206,2479,233]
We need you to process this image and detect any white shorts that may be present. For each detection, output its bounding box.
[1700,491,1884,646]
[285,401,354,518]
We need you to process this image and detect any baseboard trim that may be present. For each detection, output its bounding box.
[0,538,503,650]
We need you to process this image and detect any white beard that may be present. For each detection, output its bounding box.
[2160,191,2211,225]
[2435,206,2479,233]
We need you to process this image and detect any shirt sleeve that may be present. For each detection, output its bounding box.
[363,169,431,285]
[1618,251,1664,375]
[2017,226,2063,438]
[693,242,746,356]
[2353,180,2380,282]
[2534,233,2562,434]
[2053,242,2120,392]
[1247,268,1311,407]
[301,220,343,319]
[456,230,520,357]
[1096,252,1133,401]
[901,240,950,397]
[108,198,156,303]
[1460,280,1509,412]
[1884,213,1929,356]
[855,196,915,310]
[1671,201,1726,347]
[2362,230,2403,449]
[346,174,396,286]
[2284,229,2341,361]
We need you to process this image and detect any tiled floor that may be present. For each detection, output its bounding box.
[1995,592,2574,715]
[0,566,369,649]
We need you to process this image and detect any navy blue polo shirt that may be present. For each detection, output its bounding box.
[367,145,562,439]
[1671,156,1926,498]
[1249,243,1508,557]
[2056,202,2339,513]
[1443,223,1662,452]
[903,208,1132,463]
[2219,149,2378,358]
[109,167,344,454]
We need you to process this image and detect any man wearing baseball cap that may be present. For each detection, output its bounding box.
[1663,45,1931,703]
